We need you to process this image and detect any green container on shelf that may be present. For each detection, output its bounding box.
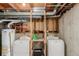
[32,33,38,41]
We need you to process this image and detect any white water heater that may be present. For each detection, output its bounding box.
[47,36,64,56]
[2,29,15,56]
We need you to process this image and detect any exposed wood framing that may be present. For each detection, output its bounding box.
[56,3,66,14]
[30,9,33,56]
[14,4,21,10]
[46,4,72,7]
[44,3,47,56]
[8,3,19,11]
[15,3,31,11]
[60,3,73,14]
[44,10,47,56]
[0,5,4,9]
[32,3,45,7]
[55,3,61,9]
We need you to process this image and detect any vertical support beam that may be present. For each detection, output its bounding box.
[29,10,32,56]
[44,8,47,56]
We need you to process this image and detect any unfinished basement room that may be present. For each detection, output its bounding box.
[0,3,79,56]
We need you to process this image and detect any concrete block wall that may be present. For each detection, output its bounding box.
[59,4,79,56]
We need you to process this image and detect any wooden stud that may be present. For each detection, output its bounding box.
[29,9,33,56]
[44,9,47,56]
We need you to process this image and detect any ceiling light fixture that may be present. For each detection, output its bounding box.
[22,3,26,6]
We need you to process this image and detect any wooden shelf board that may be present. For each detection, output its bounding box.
[32,39,44,42]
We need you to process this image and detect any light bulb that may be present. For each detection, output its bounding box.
[22,3,26,6]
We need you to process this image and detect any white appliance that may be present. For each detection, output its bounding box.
[13,35,30,56]
[47,36,64,56]
[2,29,15,56]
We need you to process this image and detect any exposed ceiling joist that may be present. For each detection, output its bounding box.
[32,3,45,7]
[47,4,61,7]
[8,3,19,11]
[9,3,31,11]
[60,3,73,14]
[46,3,61,12]
[56,3,66,14]
[55,3,61,9]
[0,5,4,9]
[20,3,31,10]
[0,3,75,16]
[46,4,72,7]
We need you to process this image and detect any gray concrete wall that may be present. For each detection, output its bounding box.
[59,4,79,56]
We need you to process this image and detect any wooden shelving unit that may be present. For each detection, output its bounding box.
[29,8,47,56]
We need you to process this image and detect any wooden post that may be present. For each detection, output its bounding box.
[29,10,33,56]
[43,3,47,56]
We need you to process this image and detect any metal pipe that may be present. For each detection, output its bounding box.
[0,19,26,28]
[0,11,57,16]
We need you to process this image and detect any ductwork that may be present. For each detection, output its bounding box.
[0,19,26,28]
[0,6,59,28]
[47,9,56,15]
[0,8,57,16]
[8,21,20,28]
[0,12,56,16]
[32,7,45,12]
